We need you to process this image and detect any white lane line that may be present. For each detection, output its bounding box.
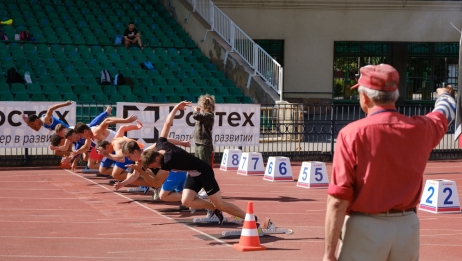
[64,170,231,247]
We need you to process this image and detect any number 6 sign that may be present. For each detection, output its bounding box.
[263,157,293,182]
[419,179,461,213]
[296,161,329,188]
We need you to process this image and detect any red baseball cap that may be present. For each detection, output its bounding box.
[350,64,399,92]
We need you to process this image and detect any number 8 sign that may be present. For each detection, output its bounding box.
[296,161,329,189]
[220,149,242,171]
[419,179,461,213]
[263,157,294,182]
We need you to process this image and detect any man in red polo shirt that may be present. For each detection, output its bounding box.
[323,64,456,261]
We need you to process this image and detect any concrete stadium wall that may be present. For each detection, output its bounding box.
[209,0,462,105]
[168,0,281,104]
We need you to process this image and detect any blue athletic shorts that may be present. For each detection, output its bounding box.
[162,171,187,192]
[100,157,116,169]
[114,156,134,171]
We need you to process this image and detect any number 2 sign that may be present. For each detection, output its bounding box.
[419,179,461,213]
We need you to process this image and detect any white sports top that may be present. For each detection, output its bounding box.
[90,126,117,143]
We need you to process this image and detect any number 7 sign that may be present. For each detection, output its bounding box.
[296,162,329,188]
[237,152,265,176]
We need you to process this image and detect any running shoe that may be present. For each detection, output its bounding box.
[152,187,161,201]
[213,209,224,225]
[142,186,150,194]
[206,209,214,218]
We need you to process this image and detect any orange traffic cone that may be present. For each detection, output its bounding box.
[233,202,266,252]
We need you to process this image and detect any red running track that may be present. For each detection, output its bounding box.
[0,161,461,260]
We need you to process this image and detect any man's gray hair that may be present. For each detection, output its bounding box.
[358,86,399,104]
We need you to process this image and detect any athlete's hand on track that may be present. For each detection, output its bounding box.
[113,182,124,190]
[61,156,72,165]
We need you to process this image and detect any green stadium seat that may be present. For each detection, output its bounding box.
[154,78,167,87]
[132,86,147,96]
[38,75,53,85]
[110,94,124,103]
[42,84,58,95]
[147,70,161,79]
[214,71,226,80]
[215,87,230,98]
[140,95,153,103]
[27,83,42,94]
[154,94,168,103]
[188,86,202,97]
[195,79,208,88]
[94,93,109,103]
[31,93,47,101]
[0,83,10,94]
[48,67,62,77]
[168,95,182,103]
[240,96,252,104]
[73,85,87,96]
[11,83,27,94]
[224,96,238,104]
[47,93,62,101]
[175,87,189,97]
[67,76,83,85]
[125,94,139,102]
[214,95,225,104]
[15,93,31,101]
[58,84,74,95]
[103,85,117,96]
[222,79,234,88]
[118,86,132,96]
[63,93,78,101]
[168,78,182,88]
[208,79,221,88]
[23,43,35,53]
[183,95,196,103]
[79,93,94,103]
[147,86,161,95]
[83,74,97,85]
[202,87,216,95]
[0,93,15,101]
[54,75,68,85]
[88,85,104,95]
[230,88,244,97]
[161,86,175,96]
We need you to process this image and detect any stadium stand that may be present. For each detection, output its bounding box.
[0,0,252,104]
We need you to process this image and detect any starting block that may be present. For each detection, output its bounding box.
[193,215,244,225]
[419,179,461,213]
[81,168,100,174]
[220,149,242,171]
[237,152,265,176]
[296,161,329,188]
[263,157,293,181]
[222,218,293,237]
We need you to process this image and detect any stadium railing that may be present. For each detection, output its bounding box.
[185,0,283,95]
[0,103,460,167]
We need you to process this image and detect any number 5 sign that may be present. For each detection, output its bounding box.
[296,162,329,188]
[263,157,294,182]
[419,179,461,213]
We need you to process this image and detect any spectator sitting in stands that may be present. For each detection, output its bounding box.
[124,22,143,50]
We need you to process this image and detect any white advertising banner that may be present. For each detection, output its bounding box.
[116,103,260,146]
[0,102,76,148]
